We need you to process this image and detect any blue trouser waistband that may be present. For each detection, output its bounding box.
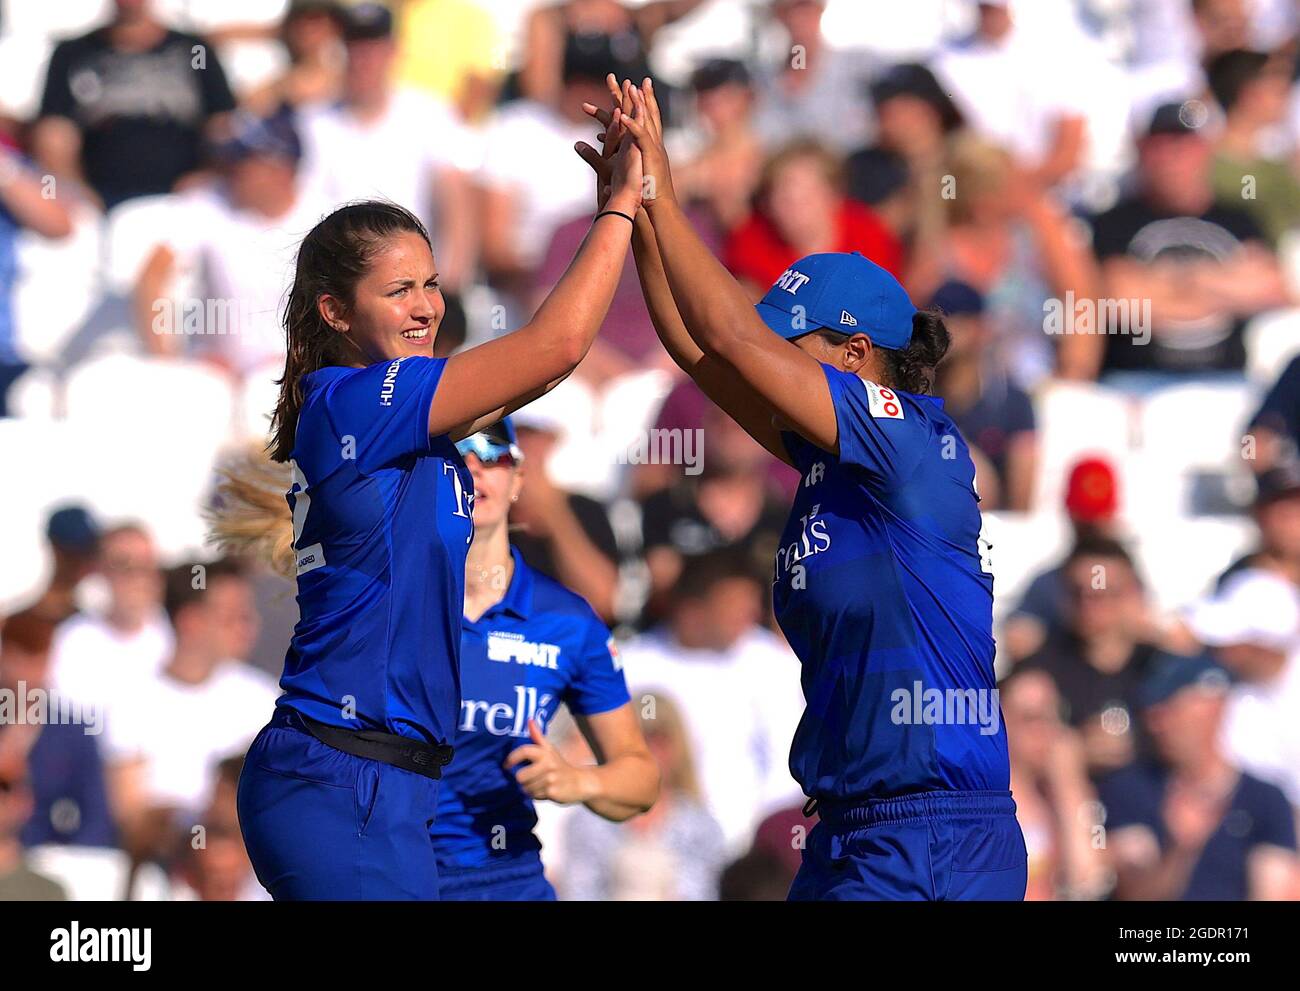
[815,790,1016,830]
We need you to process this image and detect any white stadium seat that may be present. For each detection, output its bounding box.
[62,354,237,558]
[1132,380,1260,519]
[981,510,1072,627]
[1244,307,1300,385]
[0,418,83,612]
[1132,516,1257,612]
[1030,379,1135,513]
[13,204,104,365]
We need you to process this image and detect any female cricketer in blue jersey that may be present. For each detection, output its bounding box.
[579,78,1027,900]
[215,108,646,899]
[432,419,658,900]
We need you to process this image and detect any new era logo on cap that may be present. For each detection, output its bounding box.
[754,252,915,349]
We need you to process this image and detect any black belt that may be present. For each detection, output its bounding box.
[276,707,453,780]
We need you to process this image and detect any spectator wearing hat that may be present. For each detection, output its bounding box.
[1098,653,1298,900]
[31,0,238,211]
[723,141,904,299]
[1215,457,1300,589]
[1183,568,1300,808]
[0,139,74,417]
[1083,100,1290,385]
[672,59,766,233]
[132,105,329,377]
[0,611,116,851]
[930,280,1036,510]
[844,63,961,249]
[22,505,102,626]
[1208,49,1300,248]
[1003,457,1122,662]
[752,0,875,153]
[297,2,477,291]
[1016,534,1162,777]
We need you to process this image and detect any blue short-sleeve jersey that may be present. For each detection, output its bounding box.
[775,364,1008,801]
[276,356,475,745]
[432,547,629,867]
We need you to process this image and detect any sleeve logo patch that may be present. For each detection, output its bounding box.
[863,380,904,419]
[606,635,623,671]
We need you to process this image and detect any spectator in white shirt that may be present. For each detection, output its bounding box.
[1185,568,1300,808]
[50,523,172,729]
[619,551,805,858]
[932,0,1087,191]
[107,558,278,868]
[297,2,478,290]
[132,106,329,378]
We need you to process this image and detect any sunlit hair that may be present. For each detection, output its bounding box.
[639,690,702,800]
[942,133,1014,225]
[206,444,296,577]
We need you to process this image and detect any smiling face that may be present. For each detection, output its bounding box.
[320,231,444,364]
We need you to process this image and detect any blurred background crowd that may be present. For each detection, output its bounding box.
[2,0,1300,901]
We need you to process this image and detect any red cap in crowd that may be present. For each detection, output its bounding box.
[1064,457,1118,523]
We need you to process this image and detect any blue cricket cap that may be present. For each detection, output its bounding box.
[755,252,916,350]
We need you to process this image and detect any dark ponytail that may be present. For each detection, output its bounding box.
[269,200,432,463]
[878,309,951,395]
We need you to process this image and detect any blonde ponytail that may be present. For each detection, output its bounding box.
[206,445,296,578]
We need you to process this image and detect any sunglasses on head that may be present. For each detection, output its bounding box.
[455,433,521,467]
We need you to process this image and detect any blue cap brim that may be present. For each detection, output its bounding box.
[755,302,813,340]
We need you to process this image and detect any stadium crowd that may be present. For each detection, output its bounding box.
[2,0,1300,900]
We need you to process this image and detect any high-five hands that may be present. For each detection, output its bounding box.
[574,74,643,214]
[576,75,677,211]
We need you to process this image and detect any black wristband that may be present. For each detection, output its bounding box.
[594,209,636,226]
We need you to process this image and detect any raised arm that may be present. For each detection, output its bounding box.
[426,112,643,439]
[619,80,841,455]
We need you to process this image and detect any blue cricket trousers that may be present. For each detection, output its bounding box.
[237,708,442,900]
[787,790,1028,901]
[437,850,558,902]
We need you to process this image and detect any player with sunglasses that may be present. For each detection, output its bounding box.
[430,419,658,900]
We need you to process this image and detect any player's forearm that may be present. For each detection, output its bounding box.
[518,204,636,374]
[644,197,765,363]
[632,208,704,371]
[577,752,660,821]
